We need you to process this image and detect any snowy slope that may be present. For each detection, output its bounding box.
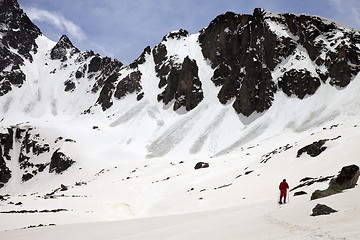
[0,119,359,239]
[1,3,360,239]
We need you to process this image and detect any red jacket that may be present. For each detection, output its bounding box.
[279,181,289,191]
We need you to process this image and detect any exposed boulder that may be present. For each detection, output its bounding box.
[49,149,75,174]
[311,164,359,200]
[333,164,360,189]
[297,139,327,157]
[22,172,33,182]
[311,204,337,216]
[194,162,209,170]
[64,80,76,92]
[60,184,68,191]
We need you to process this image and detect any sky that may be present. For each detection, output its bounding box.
[18,0,360,65]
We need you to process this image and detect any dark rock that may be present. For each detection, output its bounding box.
[279,69,321,99]
[300,177,315,182]
[157,56,204,111]
[0,129,12,187]
[88,55,102,73]
[199,10,281,116]
[22,173,33,182]
[64,80,76,92]
[114,71,142,100]
[291,175,334,192]
[0,0,41,61]
[15,129,51,174]
[152,43,168,67]
[49,149,75,174]
[194,162,209,170]
[311,204,337,216]
[198,9,360,116]
[311,164,359,200]
[90,57,124,93]
[0,152,12,188]
[163,29,189,41]
[50,35,79,61]
[96,73,119,111]
[294,191,307,196]
[152,43,172,90]
[75,70,84,79]
[332,164,360,189]
[35,163,47,172]
[129,46,151,69]
[214,183,232,190]
[297,139,327,157]
[60,184,68,191]
[0,128,14,160]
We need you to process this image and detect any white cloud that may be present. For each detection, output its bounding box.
[23,6,86,42]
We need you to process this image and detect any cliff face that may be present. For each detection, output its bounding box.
[198,9,360,116]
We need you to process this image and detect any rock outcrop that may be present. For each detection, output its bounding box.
[199,8,360,116]
[157,56,203,111]
[311,164,359,200]
[0,0,41,96]
[194,162,209,170]
[153,34,204,111]
[297,139,327,157]
[0,129,13,188]
[49,149,75,174]
[50,35,79,61]
[311,204,337,216]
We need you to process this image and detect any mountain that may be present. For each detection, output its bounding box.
[0,1,360,239]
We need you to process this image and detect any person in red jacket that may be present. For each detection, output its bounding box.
[279,179,289,204]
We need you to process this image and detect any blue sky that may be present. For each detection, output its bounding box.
[18,0,360,65]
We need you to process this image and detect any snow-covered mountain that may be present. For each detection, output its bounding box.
[0,0,360,239]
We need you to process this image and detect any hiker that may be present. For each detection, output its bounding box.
[279,179,289,204]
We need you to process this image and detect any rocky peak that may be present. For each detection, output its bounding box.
[129,46,151,69]
[0,0,41,60]
[50,35,80,61]
[199,8,360,117]
[0,0,41,97]
[162,29,189,41]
